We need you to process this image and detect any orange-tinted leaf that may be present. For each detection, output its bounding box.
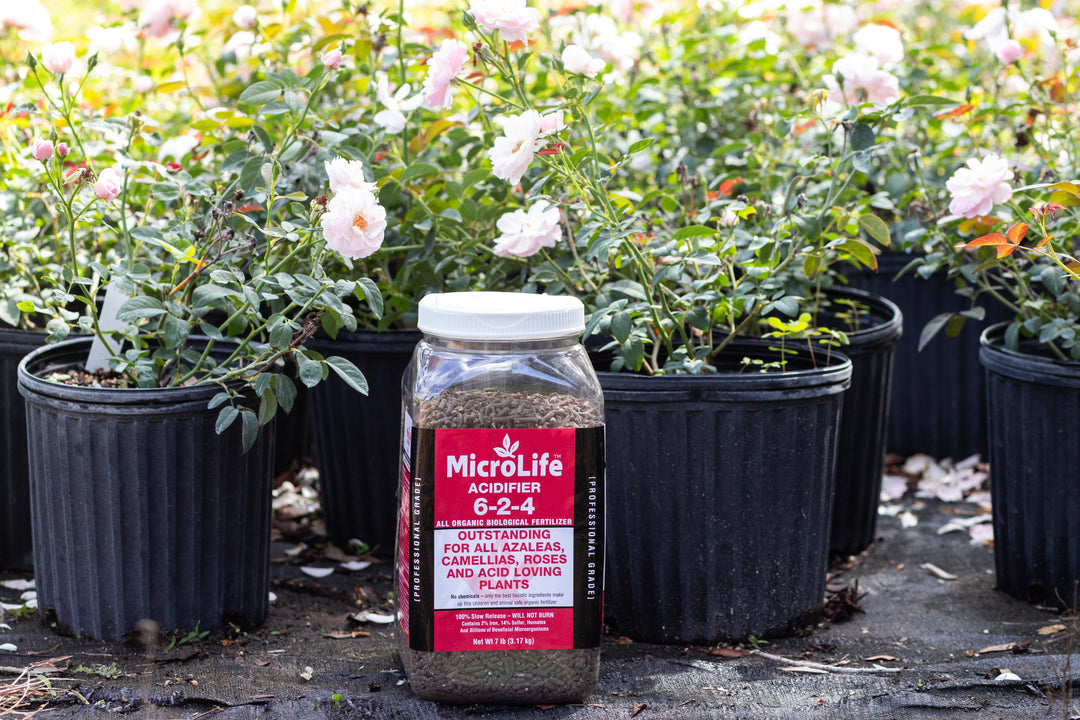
[958,216,1003,234]
[1049,181,1079,194]
[1048,76,1066,103]
[934,103,975,119]
[1007,222,1029,245]
[997,243,1019,258]
[409,119,464,152]
[1036,234,1054,248]
[1067,261,1080,274]
[1050,190,1080,207]
[966,232,1007,248]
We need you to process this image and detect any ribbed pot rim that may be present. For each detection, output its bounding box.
[597,349,852,398]
[306,327,422,353]
[18,336,240,408]
[979,321,1080,388]
[821,286,903,349]
[0,326,48,350]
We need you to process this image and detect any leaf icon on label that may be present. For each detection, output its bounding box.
[494,434,516,458]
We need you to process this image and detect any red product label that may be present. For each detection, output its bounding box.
[434,428,575,529]
[400,426,605,653]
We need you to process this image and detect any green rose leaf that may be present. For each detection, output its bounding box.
[239,80,283,107]
[258,391,278,426]
[241,409,258,453]
[298,355,324,388]
[325,356,369,395]
[850,124,876,152]
[610,311,632,344]
[215,405,239,434]
[115,296,167,321]
[275,374,298,413]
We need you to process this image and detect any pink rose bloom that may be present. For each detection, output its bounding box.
[853,23,904,69]
[1,0,52,42]
[31,138,53,162]
[41,41,74,74]
[320,187,387,260]
[538,109,564,137]
[138,0,196,38]
[996,39,1022,63]
[325,158,376,194]
[138,0,176,37]
[134,75,154,93]
[232,5,257,28]
[787,0,857,48]
[562,45,605,78]
[423,38,469,111]
[321,47,342,69]
[719,209,739,228]
[468,0,541,45]
[823,53,900,105]
[94,167,123,202]
[493,200,562,258]
[488,109,542,185]
[373,75,422,134]
[946,154,1013,219]
[55,142,69,157]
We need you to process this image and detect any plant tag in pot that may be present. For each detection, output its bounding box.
[85,283,129,373]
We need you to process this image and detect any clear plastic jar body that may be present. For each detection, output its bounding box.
[396,333,604,704]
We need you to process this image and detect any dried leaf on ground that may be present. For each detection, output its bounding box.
[977,642,1016,654]
[350,611,395,624]
[0,580,34,592]
[863,655,899,662]
[823,582,866,623]
[630,703,647,716]
[1038,624,1067,636]
[323,631,371,639]
[921,563,959,581]
[780,666,831,674]
[300,566,334,578]
[708,648,749,658]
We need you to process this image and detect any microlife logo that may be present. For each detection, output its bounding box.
[445,433,564,479]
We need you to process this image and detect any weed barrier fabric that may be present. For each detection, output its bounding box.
[3,500,1079,719]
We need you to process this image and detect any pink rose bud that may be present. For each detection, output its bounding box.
[321,47,342,69]
[134,75,154,93]
[55,142,70,158]
[996,39,1022,64]
[41,42,75,75]
[94,167,123,202]
[32,138,54,162]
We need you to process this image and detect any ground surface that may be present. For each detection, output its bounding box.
[2,498,1078,719]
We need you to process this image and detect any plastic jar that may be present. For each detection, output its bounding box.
[395,292,605,705]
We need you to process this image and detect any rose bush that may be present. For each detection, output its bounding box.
[8,0,1080,386]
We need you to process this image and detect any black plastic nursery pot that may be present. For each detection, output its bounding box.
[847,253,1003,459]
[305,328,421,554]
[0,327,46,571]
[17,338,276,641]
[980,323,1080,609]
[599,348,852,644]
[823,288,902,557]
